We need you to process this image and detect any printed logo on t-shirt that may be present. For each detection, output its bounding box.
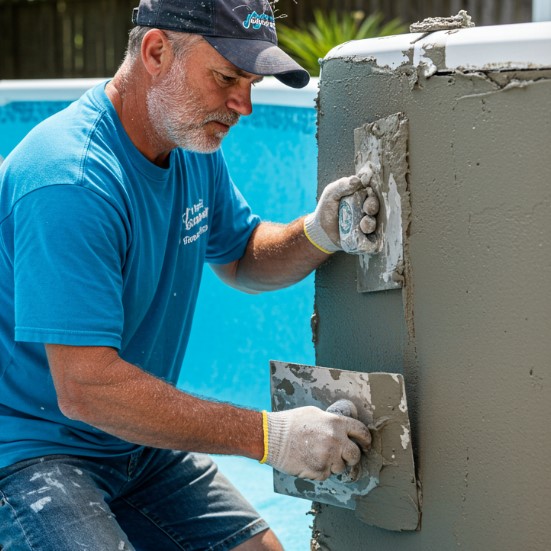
[181,199,208,246]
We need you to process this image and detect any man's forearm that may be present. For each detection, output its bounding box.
[234,217,330,292]
[46,344,372,482]
[46,344,264,459]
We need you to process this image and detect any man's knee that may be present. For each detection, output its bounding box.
[233,528,284,551]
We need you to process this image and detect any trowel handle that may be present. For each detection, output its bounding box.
[338,186,380,255]
[326,399,358,418]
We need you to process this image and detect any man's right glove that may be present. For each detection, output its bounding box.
[260,402,371,481]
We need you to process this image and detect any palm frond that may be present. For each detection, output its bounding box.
[277,10,408,76]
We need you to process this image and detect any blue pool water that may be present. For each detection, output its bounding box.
[0,87,318,549]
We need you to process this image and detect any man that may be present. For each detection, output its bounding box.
[0,1,373,549]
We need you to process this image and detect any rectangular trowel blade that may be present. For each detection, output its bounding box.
[270,360,420,531]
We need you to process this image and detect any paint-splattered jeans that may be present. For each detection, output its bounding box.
[0,448,268,550]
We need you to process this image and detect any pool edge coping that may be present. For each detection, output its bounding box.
[0,77,319,109]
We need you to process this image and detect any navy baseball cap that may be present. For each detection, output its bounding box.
[131,0,310,88]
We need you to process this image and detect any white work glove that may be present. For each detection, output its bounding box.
[304,168,374,254]
[326,399,364,482]
[262,400,371,481]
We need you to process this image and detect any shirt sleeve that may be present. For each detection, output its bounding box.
[205,152,261,265]
[13,185,127,348]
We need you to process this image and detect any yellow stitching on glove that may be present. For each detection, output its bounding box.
[303,221,333,255]
[259,410,269,464]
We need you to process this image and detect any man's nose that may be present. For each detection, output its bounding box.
[226,82,253,116]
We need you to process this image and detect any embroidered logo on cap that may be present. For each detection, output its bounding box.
[242,11,275,31]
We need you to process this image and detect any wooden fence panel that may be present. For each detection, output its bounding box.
[0,0,136,78]
[277,0,533,26]
[0,0,534,79]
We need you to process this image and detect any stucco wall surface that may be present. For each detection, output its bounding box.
[313,57,551,550]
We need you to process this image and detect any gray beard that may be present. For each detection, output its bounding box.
[146,64,239,153]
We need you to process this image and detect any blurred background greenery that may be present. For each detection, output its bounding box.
[277,10,408,76]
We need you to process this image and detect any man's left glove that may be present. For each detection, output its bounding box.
[303,168,373,254]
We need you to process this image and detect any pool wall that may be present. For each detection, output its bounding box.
[313,24,551,549]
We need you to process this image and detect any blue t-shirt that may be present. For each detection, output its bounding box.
[0,82,260,468]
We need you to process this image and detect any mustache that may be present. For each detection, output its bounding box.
[203,111,240,127]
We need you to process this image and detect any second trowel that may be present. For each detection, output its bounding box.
[270,360,420,531]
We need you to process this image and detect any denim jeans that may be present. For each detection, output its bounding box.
[0,448,268,550]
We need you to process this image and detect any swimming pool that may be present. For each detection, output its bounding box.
[0,77,319,549]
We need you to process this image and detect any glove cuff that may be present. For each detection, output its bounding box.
[264,411,291,471]
[304,214,339,254]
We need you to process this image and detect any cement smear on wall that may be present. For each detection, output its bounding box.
[313,55,551,549]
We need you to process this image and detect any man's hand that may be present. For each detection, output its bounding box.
[264,402,371,480]
[326,399,364,482]
[303,168,374,254]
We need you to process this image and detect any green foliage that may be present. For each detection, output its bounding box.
[277,10,408,76]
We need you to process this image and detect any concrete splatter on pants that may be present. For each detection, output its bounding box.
[0,449,268,550]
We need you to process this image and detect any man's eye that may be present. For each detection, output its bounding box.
[216,72,236,84]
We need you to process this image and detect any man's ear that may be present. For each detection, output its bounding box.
[141,29,173,77]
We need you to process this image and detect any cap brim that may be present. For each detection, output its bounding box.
[204,36,310,89]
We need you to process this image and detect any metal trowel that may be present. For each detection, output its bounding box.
[339,112,411,293]
[270,360,421,531]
